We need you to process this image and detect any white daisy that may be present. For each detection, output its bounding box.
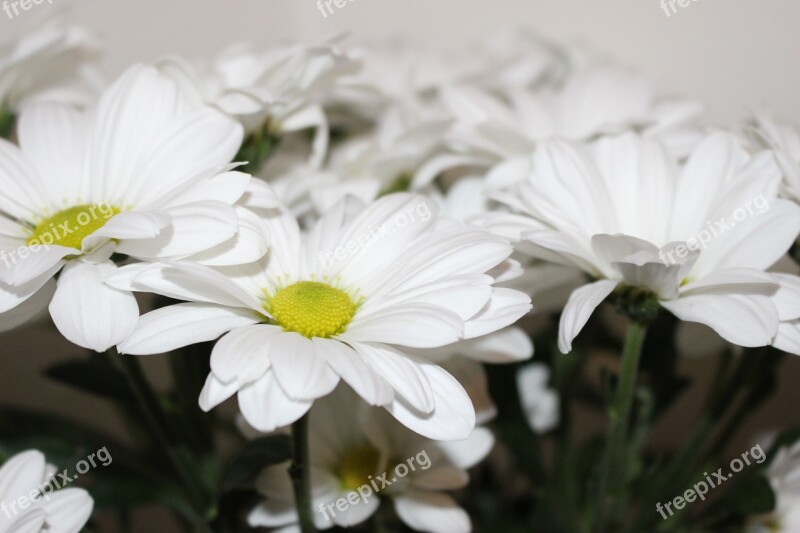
[272,100,453,216]
[159,40,358,169]
[746,441,800,532]
[479,131,800,354]
[434,64,703,191]
[0,64,266,351]
[248,388,493,533]
[0,21,101,118]
[116,193,531,440]
[0,450,93,533]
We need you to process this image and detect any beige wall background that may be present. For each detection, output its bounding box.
[3,0,800,124]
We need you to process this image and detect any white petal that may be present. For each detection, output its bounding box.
[344,304,463,349]
[0,279,55,333]
[81,211,172,250]
[458,327,533,363]
[314,337,393,406]
[0,450,45,502]
[119,303,261,355]
[437,426,495,470]
[351,342,434,414]
[558,279,619,354]
[0,244,73,287]
[185,207,269,266]
[238,371,313,432]
[210,324,281,385]
[198,373,240,411]
[35,487,93,533]
[662,294,778,348]
[393,490,470,533]
[773,321,800,356]
[463,287,532,339]
[384,363,476,441]
[49,261,139,352]
[115,201,238,260]
[269,332,339,401]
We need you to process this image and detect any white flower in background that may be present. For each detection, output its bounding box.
[248,388,493,533]
[0,21,101,115]
[479,132,800,354]
[746,441,800,532]
[160,40,358,168]
[272,100,453,216]
[516,363,559,433]
[116,193,531,440]
[329,32,563,124]
[436,64,703,191]
[0,450,93,533]
[752,113,800,205]
[0,64,266,350]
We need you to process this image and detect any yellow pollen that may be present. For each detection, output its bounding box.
[336,446,381,491]
[26,204,120,249]
[267,281,356,338]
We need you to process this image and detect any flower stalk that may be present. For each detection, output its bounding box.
[290,414,316,533]
[593,320,648,531]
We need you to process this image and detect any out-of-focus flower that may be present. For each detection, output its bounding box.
[752,113,800,206]
[0,21,101,114]
[160,41,358,168]
[516,363,559,433]
[0,450,93,533]
[248,388,493,532]
[746,441,800,532]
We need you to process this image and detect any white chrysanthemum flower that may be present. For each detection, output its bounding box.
[746,441,800,532]
[752,113,800,205]
[0,21,101,115]
[116,193,531,440]
[516,363,559,433]
[0,64,266,350]
[248,388,493,533]
[160,41,358,168]
[272,101,453,216]
[434,64,704,191]
[479,131,800,354]
[0,450,93,533]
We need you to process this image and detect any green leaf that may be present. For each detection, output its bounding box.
[45,353,136,407]
[720,475,776,516]
[220,436,291,492]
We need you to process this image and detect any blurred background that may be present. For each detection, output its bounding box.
[2,0,799,529]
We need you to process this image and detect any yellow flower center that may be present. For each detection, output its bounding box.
[267,281,356,338]
[336,446,381,491]
[26,204,120,249]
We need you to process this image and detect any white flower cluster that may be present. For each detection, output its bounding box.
[0,18,798,533]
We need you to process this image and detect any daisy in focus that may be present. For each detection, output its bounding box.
[0,64,266,351]
[116,192,531,440]
[0,449,93,533]
[479,131,800,353]
[248,388,494,533]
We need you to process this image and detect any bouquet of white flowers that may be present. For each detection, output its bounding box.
[0,13,798,533]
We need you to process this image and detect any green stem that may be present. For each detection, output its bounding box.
[113,350,211,529]
[593,321,647,532]
[290,414,316,533]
